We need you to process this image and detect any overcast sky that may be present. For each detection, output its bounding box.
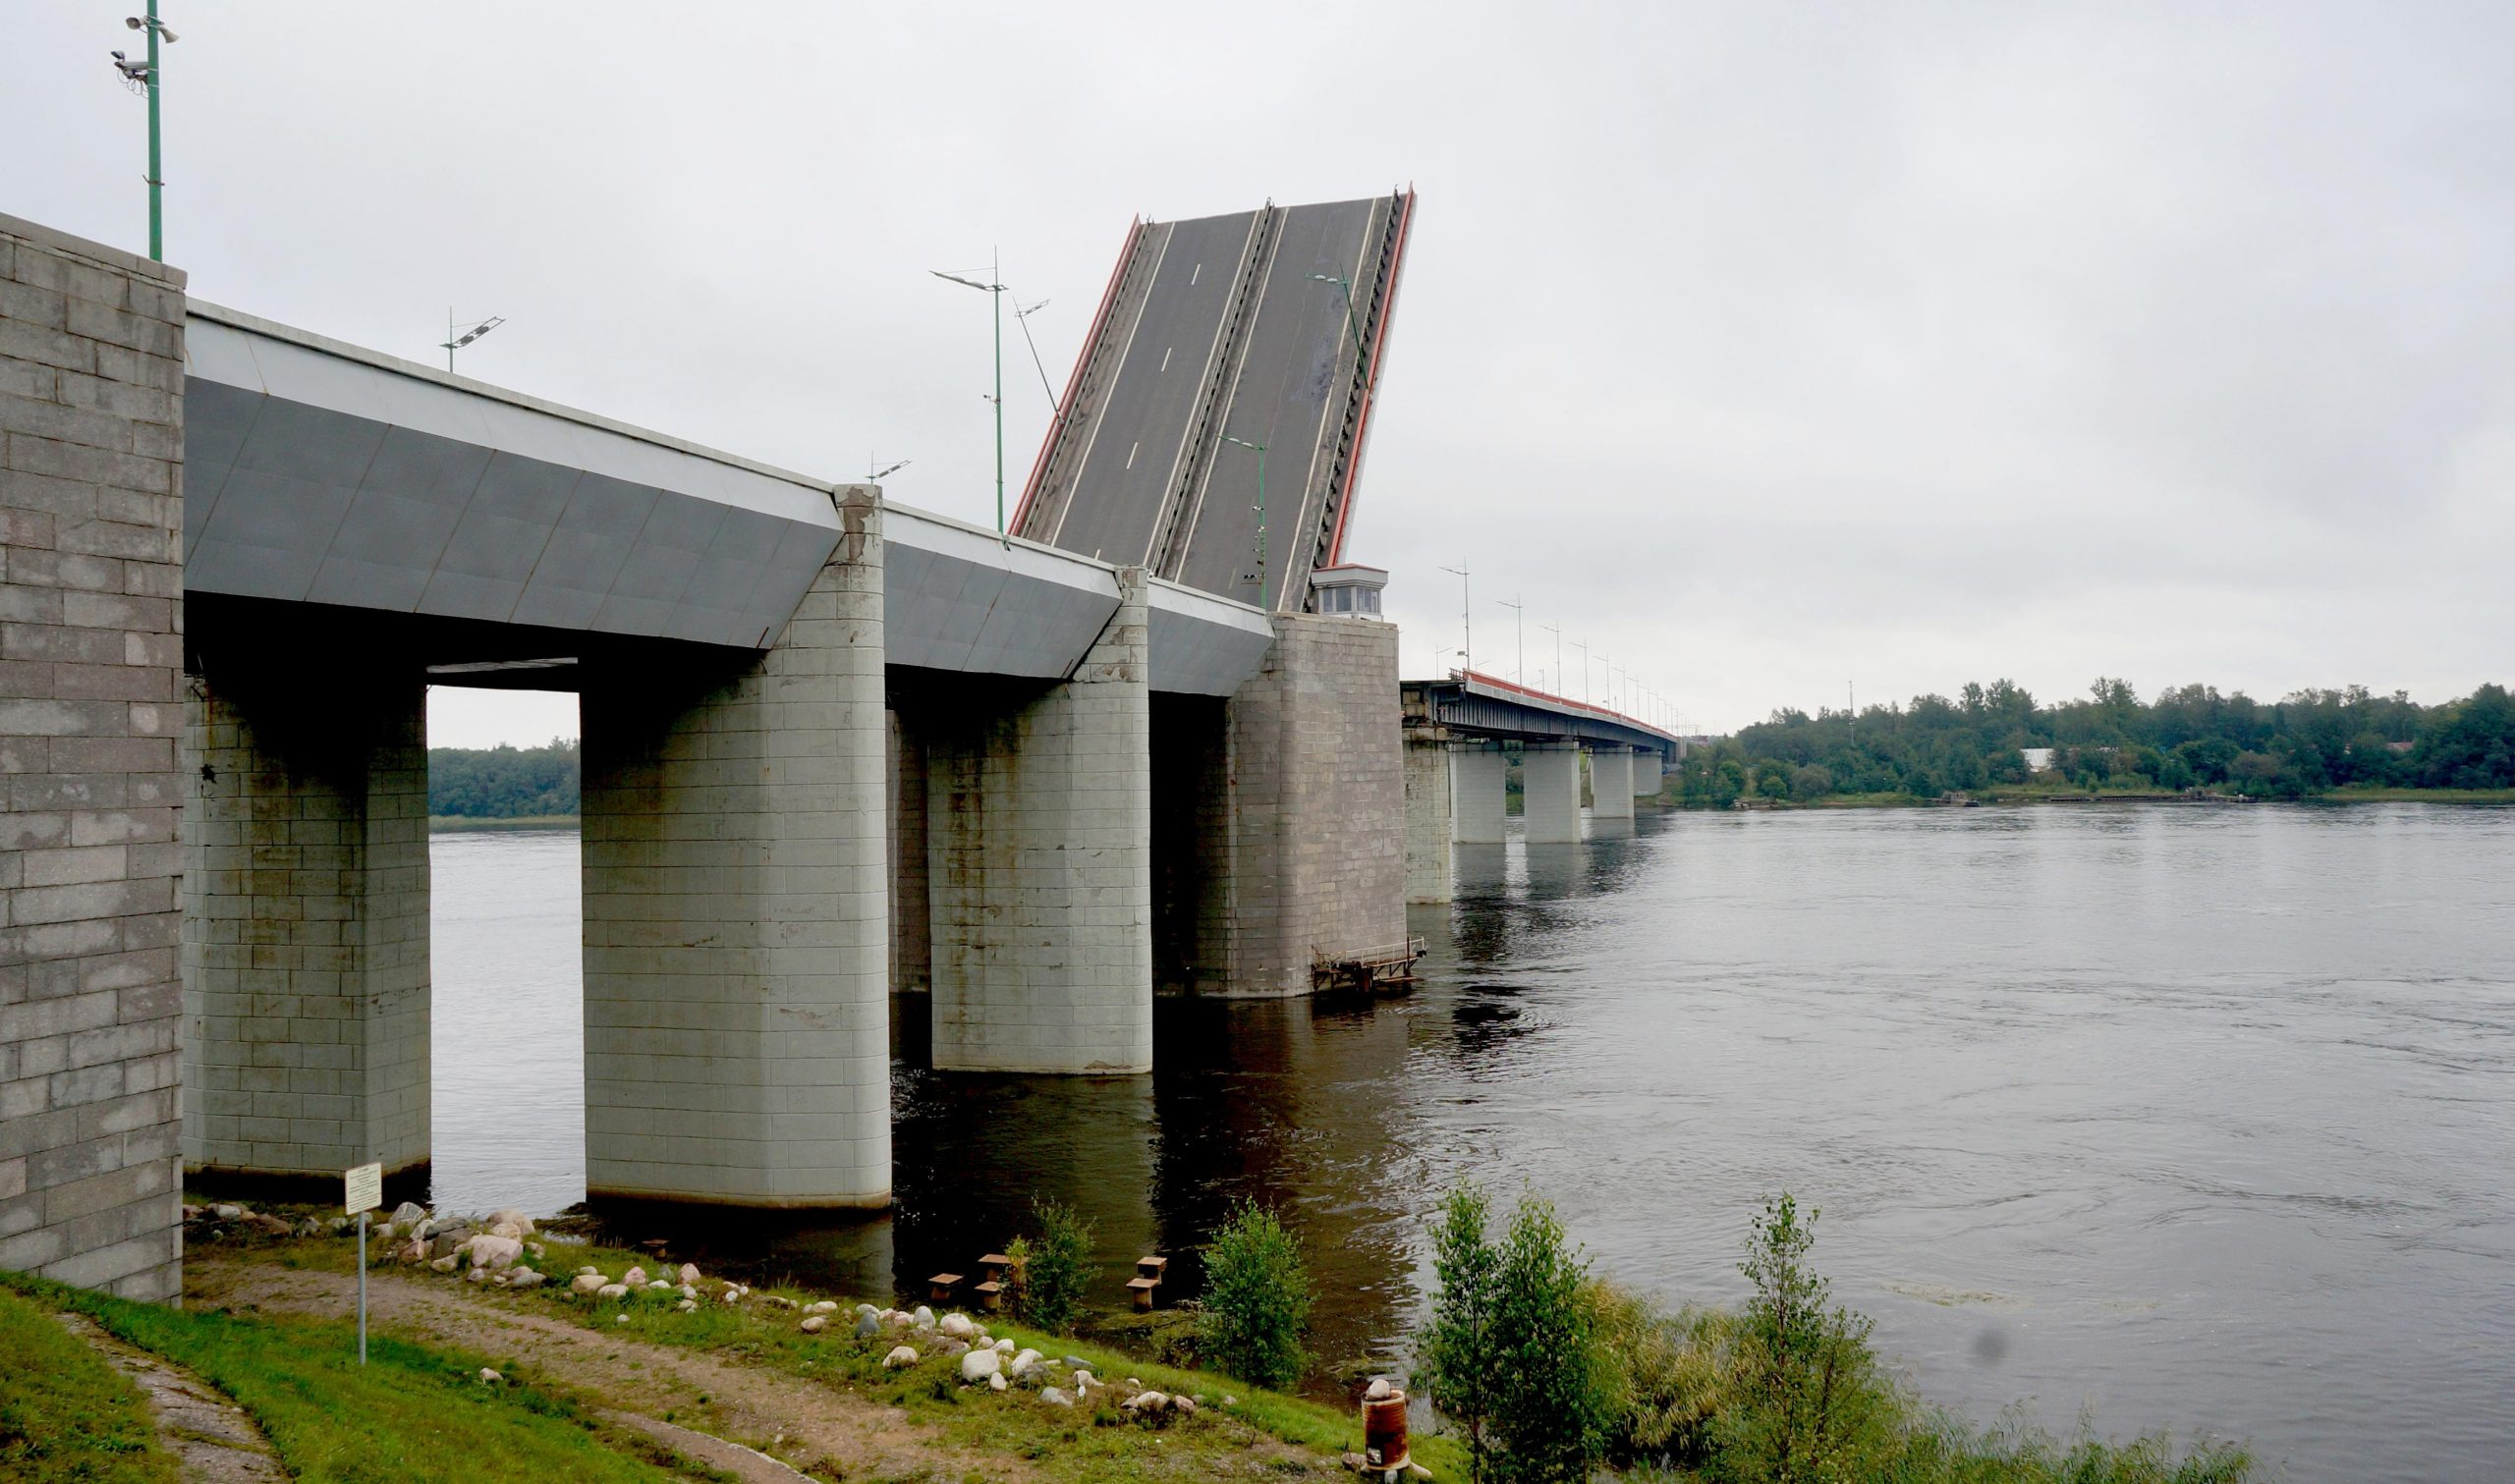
[10,2,2511,744]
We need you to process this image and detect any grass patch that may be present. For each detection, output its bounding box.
[0,1284,177,1483]
[2,1270,689,1484]
[283,1232,1455,1481]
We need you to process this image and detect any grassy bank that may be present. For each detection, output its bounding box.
[225,1227,1459,1481]
[428,813,582,832]
[0,1283,175,1482]
[1,1270,698,1483]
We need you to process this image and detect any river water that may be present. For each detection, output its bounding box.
[429,804,2515,1481]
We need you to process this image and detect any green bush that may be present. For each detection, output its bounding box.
[1417,1185,1616,1484]
[1009,1197,1092,1335]
[1713,1194,1897,1482]
[1200,1199,1313,1390]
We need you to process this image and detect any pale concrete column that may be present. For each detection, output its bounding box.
[1634,746,1663,797]
[183,670,431,1186]
[887,710,930,993]
[926,569,1152,1071]
[1523,741,1585,844]
[1403,735,1455,904]
[1590,745,1636,821]
[1451,742,1508,844]
[580,486,890,1208]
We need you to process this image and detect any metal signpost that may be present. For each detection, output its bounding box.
[344,1162,381,1364]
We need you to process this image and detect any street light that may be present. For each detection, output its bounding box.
[1307,273,1371,377]
[1220,433,1267,604]
[1496,594,1524,684]
[115,6,178,260]
[931,255,1009,539]
[441,310,504,373]
[1439,565,1471,674]
[868,457,911,481]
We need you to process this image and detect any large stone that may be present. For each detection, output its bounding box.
[960,1348,1002,1384]
[883,1346,919,1370]
[572,1273,607,1294]
[939,1312,976,1339]
[465,1235,523,1271]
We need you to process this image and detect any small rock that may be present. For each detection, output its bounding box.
[466,1235,524,1272]
[646,1281,673,1292]
[465,1266,487,1284]
[430,1255,458,1273]
[249,1214,292,1236]
[622,1265,647,1288]
[1072,1370,1095,1391]
[1040,1386,1074,1407]
[939,1312,976,1340]
[597,1283,630,1300]
[988,1371,1008,1393]
[398,1240,427,1264]
[389,1201,426,1227]
[936,1339,970,1358]
[615,1314,628,1325]
[1125,1390,1170,1414]
[801,1315,828,1334]
[677,1262,699,1286]
[883,1345,919,1369]
[912,1304,935,1328]
[855,1302,878,1319]
[509,1269,545,1290]
[477,1368,502,1384]
[526,1242,544,1260]
[1010,1348,1042,1378]
[1222,1395,1238,1407]
[486,1207,534,1235]
[993,1338,1014,1354]
[678,1284,696,1299]
[1365,1378,1393,1402]
[961,1348,1002,1383]
[571,1273,607,1294]
[853,1312,880,1340]
[676,1299,697,1313]
[806,1299,839,1314]
[1174,1396,1198,1416]
[487,1221,525,1240]
[579,1266,602,1277]
[213,1204,244,1220]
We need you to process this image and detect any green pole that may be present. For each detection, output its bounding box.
[145,0,162,260]
[992,248,1005,538]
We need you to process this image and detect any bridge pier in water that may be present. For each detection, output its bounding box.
[1523,742,1585,844]
[1403,733,1455,904]
[1450,742,1509,845]
[1634,745,1662,798]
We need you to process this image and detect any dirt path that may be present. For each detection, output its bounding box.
[52,1309,288,1484]
[186,1250,1034,1484]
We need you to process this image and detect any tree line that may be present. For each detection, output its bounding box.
[427,740,580,818]
[1673,679,2515,805]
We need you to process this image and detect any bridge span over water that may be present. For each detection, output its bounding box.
[0,214,1410,1296]
[1399,670,1682,903]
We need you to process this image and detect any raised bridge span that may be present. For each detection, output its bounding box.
[1012,192,1415,613]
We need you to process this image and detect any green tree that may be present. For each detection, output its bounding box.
[1486,1198,1615,1483]
[1009,1197,1092,1334]
[1718,1195,1888,1483]
[1419,1184,1500,1481]
[1201,1200,1313,1389]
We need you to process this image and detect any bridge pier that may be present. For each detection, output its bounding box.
[1589,745,1636,823]
[923,569,1152,1072]
[1451,742,1508,845]
[1402,734,1454,904]
[1523,742,1585,844]
[577,488,890,1208]
[1635,746,1663,798]
[182,666,432,1188]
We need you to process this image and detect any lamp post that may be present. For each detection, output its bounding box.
[1496,595,1524,684]
[113,6,178,260]
[1307,273,1371,386]
[1439,565,1470,675]
[441,310,504,373]
[931,254,1008,538]
[868,457,911,482]
[1220,433,1266,604]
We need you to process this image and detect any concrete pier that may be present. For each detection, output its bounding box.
[1589,745,1636,822]
[924,569,1152,1072]
[578,488,890,1208]
[183,668,431,1186]
[1403,736,1454,904]
[1523,742,1585,844]
[1634,745,1662,798]
[0,215,188,1298]
[1452,742,1508,845]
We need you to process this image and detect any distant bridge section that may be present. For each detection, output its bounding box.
[1012,191,1415,614]
[1400,671,1682,900]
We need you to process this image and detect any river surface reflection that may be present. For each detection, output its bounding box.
[430,804,2515,1482]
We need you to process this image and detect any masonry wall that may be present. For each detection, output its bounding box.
[181,670,430,1182]
[0,214,188,1299]
[580,488,890,1207]
[1199,614,1406,996]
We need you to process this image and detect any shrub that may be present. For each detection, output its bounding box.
[1418,1184,1501,1479]
[1714,1194,1896,1482]
[1010,1197,1091,1335]
[1200,1200,1313,1389]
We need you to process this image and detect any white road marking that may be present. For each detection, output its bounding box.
[1191,262,1202,286]
[1126,441,1139,468]
[1160,346,1173,372]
